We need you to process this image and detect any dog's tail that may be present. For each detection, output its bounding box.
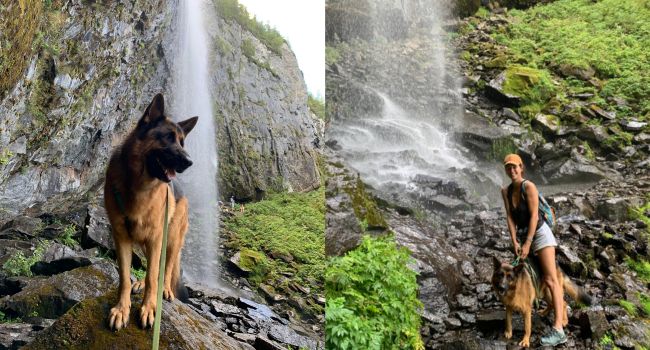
[563,276,592,306]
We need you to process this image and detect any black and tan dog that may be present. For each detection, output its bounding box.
[491,257,591,347]
[104,93,198,330]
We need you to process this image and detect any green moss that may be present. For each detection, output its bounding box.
[215,36,232,56]
[308,94,325,120]
[345,177,388,231]
[619,299,638,317]
[599,334,620,350]
[639,293,650,317]
[625,257,650,283]
[501,65,557,107]
[223,188,325,314]
[488,137,518,161]
[325,45,340,66]
[0,149,13,166]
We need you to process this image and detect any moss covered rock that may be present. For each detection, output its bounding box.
[23,289,247,350]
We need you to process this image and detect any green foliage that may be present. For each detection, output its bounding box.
[0,310,22,324]
[326,45,340,66]
[639,293,650,317]
[308,94,325,120]
[599,333,620,350]
[2,240,50,277]
[56,224,77,247]
[326,235,423,350]
[0,149,13,165]
[488,137,517,161]
[214,0,285,55]
[345,177,387,230]
[619,299,638,317]
[500,66,557,116]
[582,141,595,160]
[130,267,146,281]
[224,188,325,302]
[475,6,490,18]
[215,36,232,56]
[241,38,255,59]
[625,257,650,283]
[497,0,650,118]
[629,199,650,234]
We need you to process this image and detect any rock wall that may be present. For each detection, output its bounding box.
[207,11,321,200]
[0,0,321,222]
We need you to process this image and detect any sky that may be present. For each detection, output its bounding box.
[237,0,325,99]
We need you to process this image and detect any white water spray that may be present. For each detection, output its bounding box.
[173,0,220,287]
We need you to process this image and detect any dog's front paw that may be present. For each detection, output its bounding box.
[139,301,156,328]
[108,303,131,330]
[132,280,145,294]
[163,284,175,301]
[518,337,530,347]
[504,330,512,339]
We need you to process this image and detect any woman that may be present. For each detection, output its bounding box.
[500,153,566,346]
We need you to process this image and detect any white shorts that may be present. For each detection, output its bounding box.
[518,222,557,253]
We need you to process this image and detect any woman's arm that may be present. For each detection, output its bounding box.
[521,181,539,258]
[501,187,519,252]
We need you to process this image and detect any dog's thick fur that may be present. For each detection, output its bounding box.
[491,257,591,347]
[104,93,198,330]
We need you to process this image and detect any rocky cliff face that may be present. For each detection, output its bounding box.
[0,0,321,222]
[206,11,321,201]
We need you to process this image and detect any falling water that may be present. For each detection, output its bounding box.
[329,1,504,209]
[172,0,220,287]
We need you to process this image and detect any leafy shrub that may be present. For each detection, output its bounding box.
[56,224,77,247]
[3,240,50,277]
[214,0,285,55]
[241,38,255,59]
[619,299,637,317]
[625,257,650,283]
[326,235,423,350]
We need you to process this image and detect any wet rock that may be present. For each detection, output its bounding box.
[485,71,522,107]
[0,322,45,350]
[267,323,319,350]
[577,307,609,340]
[212,300,241,317]
[254,336,287,350]
[29,242,94,276]
[24,290,248,350]
[0,216,42,240]
[596,198,632,222]
[619,119,647,132]
[82,204,113,251]
[543,156,616,184]
[532,113,560,137]
[0,260,118,319]
[476,309,505,332]
[501,107,520,122]
[557,245,586,278]
[577,124,609,143]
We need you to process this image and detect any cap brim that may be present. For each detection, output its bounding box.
[504,161,519,166]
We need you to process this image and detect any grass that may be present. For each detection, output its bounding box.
[639,293,650,317]
[326,235,423,350]
[619,299,638,317]
[2,240,50,277]
[224,187,325,312]
[214,0,285,55]
[56,224,77,247]
[493,0,650,119]
[131,267,146,281]
[308,94,325,120]
[625,257,650,283]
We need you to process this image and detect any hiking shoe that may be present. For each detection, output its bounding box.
[541,328,567,346]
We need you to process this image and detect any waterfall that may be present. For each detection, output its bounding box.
[172,0,220,287]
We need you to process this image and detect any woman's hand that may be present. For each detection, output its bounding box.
[520,241,531,259]
[513,240,521,256]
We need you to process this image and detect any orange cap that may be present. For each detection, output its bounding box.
[503,154,523,166]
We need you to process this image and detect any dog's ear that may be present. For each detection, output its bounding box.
[492,256,501,270]
[140,93,166,125]
[513,263,525,274]
[178,116,198,136]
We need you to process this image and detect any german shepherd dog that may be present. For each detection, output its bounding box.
[491,257,591,347]
[104,93,198,330]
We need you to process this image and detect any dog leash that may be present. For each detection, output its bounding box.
[152,187,169,350]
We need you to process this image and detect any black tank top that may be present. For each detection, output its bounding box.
[507,180,543,231]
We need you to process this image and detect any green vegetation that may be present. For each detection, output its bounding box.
[325,45,340,66]
[308,94,325,120]
[599,333,620,350]
[224,188,325,312]
[619,299,638,317]
[629,199,650,234]
[2,240,50,277]
[326,235,423,350]
[494,0,650,119]
[625,257,650,283]
[131,267,146,281]
[640,293,650,316]
[214,0,285,55]
[241,38,256,59]
[488,137,517,161]
[345,177,387,230]
[500,66,557,119]
[0,149,13,165]
[56,224,77,248]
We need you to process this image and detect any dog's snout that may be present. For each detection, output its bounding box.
[175,150,193,173]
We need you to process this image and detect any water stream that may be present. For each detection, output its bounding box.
[172,0,220,287]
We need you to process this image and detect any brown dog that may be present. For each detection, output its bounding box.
[104,93,198,330]
[491,257,591,347]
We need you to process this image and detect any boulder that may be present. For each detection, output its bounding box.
[23,290,248,350]
[0,260,118,319]
[0,321,54,350]
[596,197,634,222]
[532,113,560,137]
[29,242,94,276]
[82,204,113,251]
[543,156,618,184]
[576,307,609,340]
